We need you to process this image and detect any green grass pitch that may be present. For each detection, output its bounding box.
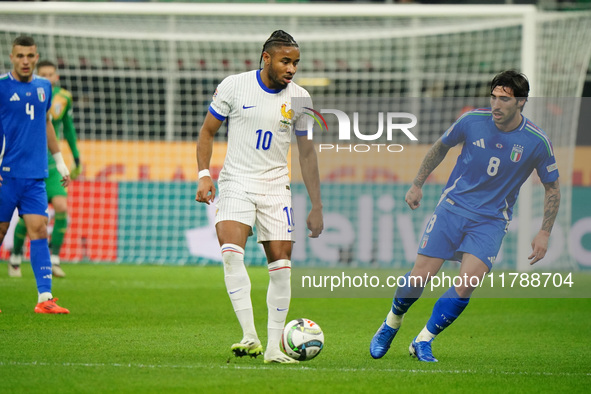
[1,264,590,393]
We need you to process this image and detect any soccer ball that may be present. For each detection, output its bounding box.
[281,318,324,361]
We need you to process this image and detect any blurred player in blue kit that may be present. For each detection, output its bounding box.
[0,36,71,314]
[370,70,561,361]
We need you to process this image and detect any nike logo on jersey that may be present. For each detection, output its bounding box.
[242,105,256,109]
[10,93,20,101]
[229,288,242,295]
[276,307,288,312]
[472,138,485,149]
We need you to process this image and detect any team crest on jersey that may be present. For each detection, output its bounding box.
[279,103,294,132]
[37,87,46,102]
[212,88,218,100]
[510,144,524,162]
[420,235,429,249]
[496,143,503,149]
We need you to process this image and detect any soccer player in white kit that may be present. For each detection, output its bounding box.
[195,30,323,364]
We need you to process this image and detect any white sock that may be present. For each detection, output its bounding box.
[221,244,257,341]
[266,259,291,353]
[416,325,437,342]
[50,254,61,265]
[38,292,53,303]
[385,310,404,329]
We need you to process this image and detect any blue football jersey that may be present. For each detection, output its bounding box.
[439,108,559,221]
[0,72,52,179]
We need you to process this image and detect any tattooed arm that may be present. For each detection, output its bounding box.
[528,179,561,265]
[405,137,451,210]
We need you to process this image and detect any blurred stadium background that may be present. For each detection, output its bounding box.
[0,0,590,272]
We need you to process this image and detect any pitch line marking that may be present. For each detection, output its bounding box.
[1,361,590,377]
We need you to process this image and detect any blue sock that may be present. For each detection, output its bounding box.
[426,287,470,335]
[392,271,425,316]
[30,239,52,294]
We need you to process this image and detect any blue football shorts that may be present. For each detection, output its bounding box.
[0,177,48,221]
[417,204,508,270]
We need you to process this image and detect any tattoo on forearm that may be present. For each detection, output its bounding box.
[542,180,561,233]
[413,140,450,187]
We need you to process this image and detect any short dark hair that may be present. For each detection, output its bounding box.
[259,30,299,67]
[491,70,530,99]
[37,60,57,70]
[12,35,36,48]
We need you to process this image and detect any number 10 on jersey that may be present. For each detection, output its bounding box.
[283,206,294,232]
[255,129,272,150]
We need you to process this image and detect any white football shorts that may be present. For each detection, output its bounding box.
[215,189,294,242]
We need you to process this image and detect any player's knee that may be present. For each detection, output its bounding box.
[25,221,48,240]
[267,252,291,263]
[28,228,48,240]
[54,204,67,213]
[263,241,292,262]
[455,285,474,298]
[51,197,68,212]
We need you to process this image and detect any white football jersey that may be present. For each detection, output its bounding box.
[209,69,311,195]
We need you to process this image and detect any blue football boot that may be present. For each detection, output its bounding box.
[409,337,438,362]
[370,320,399,359]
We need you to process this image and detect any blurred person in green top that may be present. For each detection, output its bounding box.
[8,60,82,278]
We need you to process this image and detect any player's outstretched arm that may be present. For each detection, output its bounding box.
[529,179,561,265]
[405,137,451,210]
[296,135,323,238]
[195,112,223,205]
[46,114,70,187]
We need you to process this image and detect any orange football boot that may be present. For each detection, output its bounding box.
[34,298,70,314]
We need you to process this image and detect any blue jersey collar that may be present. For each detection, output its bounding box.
[256,69,283,94]
[516,115,527,131]
[7,71,36,83]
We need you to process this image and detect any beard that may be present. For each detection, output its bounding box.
[267,65,288,89]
